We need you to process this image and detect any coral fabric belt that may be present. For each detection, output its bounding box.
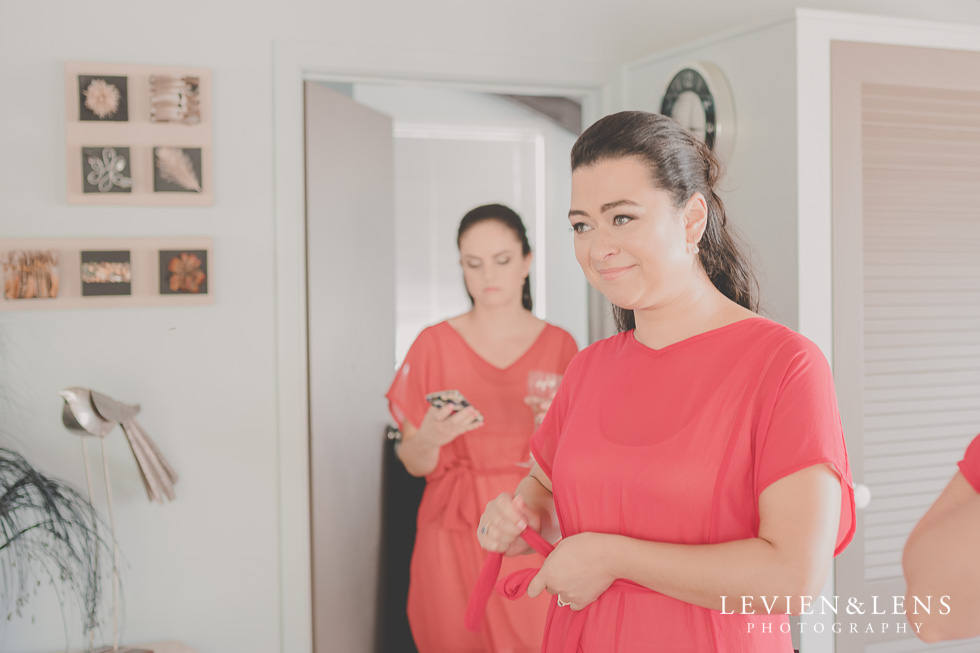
[464,526,554,633]
[465,527,650,653]
[426,460,527,532]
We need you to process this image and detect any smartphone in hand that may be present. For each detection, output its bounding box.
[425,389,484,423]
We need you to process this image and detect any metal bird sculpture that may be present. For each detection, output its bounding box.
[60,387,178,503]
[59,386,178,653]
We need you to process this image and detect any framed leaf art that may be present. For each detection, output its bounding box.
[65,62,213,206]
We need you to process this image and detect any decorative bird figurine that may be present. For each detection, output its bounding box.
[60,387,178,503]
[60,387,177,653]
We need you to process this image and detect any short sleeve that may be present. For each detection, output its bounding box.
[385,330,434,430]
[755,337,856,556]
[530,353,579,480]
[958,434,980,493]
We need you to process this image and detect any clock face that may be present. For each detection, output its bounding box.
[660,68,717,150]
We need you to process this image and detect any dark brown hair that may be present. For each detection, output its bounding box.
[570,111,759,331]
[457,203,533,311]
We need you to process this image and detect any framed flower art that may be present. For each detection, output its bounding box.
[0,237,213,311]
[65,62,213,206]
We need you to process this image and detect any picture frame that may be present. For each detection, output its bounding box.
[65,62,213,206]
[0,238,214,311]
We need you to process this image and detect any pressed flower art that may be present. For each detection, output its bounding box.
[77,74,128,122]
[67,63,212,205]
[83,79,120,118]
[159,250,208,295]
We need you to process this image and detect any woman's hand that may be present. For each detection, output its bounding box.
[527,533,616,610]
[478,494,540,556]
[397,404,483,477]
[415,403,483,449]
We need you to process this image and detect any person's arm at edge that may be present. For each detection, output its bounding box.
[903,471,980,642]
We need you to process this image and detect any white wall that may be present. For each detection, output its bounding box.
[350,85,586,361]
[1,7,284,653]
[0,4,603,653]
[623,19,800,328]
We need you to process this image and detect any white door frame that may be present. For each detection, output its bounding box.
[795,9,980,653]
[272,40,618,653]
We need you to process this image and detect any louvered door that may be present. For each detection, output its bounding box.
[832,42,980,652]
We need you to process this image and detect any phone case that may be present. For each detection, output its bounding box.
[425,389,484,423]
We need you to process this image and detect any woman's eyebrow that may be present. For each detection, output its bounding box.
[464,250,514,260]
[600,199,642,212]
[568,199,642,219]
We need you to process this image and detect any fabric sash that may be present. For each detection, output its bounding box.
[426,459,526,531]
[465,527,651,653]
[464,526,554,632]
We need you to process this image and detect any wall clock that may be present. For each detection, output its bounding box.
[660,61,735,162]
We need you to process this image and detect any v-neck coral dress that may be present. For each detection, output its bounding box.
[387,320,578,652]
[530,317,856,652]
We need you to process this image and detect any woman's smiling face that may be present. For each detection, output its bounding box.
[569,156,705,312]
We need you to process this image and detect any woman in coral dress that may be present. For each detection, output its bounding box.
[387,204,578,652]
[478,113,856,652]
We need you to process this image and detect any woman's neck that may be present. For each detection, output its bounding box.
[464,301,533,336]
[631,274,744,350]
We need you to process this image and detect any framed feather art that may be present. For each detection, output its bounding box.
[65,62,213,206]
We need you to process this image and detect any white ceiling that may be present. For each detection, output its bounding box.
[458,0,980,64]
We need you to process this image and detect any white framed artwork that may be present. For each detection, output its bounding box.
[65,61,213,206]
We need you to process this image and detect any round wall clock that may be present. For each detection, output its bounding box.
[660,61,736,162]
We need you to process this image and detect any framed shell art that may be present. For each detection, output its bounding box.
[0,237,213,311]
[65,62,213,206]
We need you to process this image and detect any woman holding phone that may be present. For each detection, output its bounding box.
[387,203,578,652]
[477,112,855,652]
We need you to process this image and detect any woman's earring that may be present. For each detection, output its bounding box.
[689,243,700,255]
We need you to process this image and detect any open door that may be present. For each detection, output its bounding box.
[305,81,395,653]
[832,42,980,653]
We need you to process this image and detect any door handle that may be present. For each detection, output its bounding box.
[854,483,872,510]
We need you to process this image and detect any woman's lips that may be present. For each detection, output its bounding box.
[598,266,634,281]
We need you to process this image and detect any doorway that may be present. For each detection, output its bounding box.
[304,81,587,652]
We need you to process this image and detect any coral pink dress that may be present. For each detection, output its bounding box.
[387,320,578,652]
[530,317,855,653]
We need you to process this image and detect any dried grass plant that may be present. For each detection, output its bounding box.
[0,448,110,648]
